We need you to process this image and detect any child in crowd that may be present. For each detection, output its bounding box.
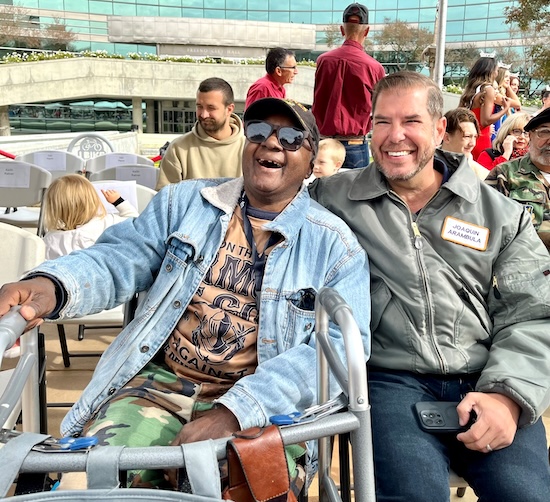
[42,174,138,260]
[312,138,346,178]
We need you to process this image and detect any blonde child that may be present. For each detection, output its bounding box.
[42,174,139,260]
[312,138,346,178]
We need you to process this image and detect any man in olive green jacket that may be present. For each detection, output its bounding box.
[309,71,550,502]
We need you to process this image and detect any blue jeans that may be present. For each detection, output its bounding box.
[341,141,370,169]
[369,369,550,502]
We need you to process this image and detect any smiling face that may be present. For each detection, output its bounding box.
[371,86,446,183]
[242,114,312,212]
[195,90,234,138]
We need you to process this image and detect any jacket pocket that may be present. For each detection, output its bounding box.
[281,289,316,349]
[142,235,196,311]
[370,278,392,333]
[491,260,550,327]
[456,287,492,340]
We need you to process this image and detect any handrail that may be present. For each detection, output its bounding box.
[0,307,40,432]
[315,287,375,502]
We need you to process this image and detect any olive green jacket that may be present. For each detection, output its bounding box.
[310,150,550,427]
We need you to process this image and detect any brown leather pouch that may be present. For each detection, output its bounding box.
[222,425,297,502]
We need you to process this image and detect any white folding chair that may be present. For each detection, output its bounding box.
[85,153,154,175]
[0,222,46,433]
[0,160,52,236]
[90,165,159,190]
[15,151,85,180]
[66,133,115,162]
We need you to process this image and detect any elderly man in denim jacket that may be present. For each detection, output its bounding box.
[0,98,370,490]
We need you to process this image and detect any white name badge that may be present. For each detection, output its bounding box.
[441,217,489,251]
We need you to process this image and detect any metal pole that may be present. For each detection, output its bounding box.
[433,0,448,88]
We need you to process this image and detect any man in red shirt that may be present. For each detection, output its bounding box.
[312,3,385,169]
[245,48,298,110]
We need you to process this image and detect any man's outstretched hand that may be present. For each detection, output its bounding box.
[0,277,57,331]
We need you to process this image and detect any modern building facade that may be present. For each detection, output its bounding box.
[0,0,522,57]
[0,0,525,135]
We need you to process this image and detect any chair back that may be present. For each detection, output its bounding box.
[0,222,45,287]
[135,184,157,213]
[0,161,52,235]
[0,161,52,208]
[90,166,159,190]
[85,153,154,174]
[15,151,85,180]
[67,133,115,161]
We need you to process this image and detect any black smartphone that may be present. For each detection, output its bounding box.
[414,401,475,434]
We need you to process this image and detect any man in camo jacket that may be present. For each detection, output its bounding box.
[486,107,550,250]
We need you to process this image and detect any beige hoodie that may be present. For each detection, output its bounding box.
[156,113,245,189]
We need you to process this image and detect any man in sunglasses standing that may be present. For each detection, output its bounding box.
[486,107,550,251]
[0,98,370,492]
[245,48,298,110]
[311,3,385,169]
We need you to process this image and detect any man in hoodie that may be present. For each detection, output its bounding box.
[156,77,245,189]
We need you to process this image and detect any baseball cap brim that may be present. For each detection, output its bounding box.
[243,98,319,157]
[524,107,550,132]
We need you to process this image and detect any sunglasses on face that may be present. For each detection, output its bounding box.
[245,120,311,152]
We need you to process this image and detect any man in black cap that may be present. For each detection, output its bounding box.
[311,3,385,170]
[486,107,550,250]
[0,98,370,491]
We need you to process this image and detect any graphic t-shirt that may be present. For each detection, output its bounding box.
[163,204,279,399]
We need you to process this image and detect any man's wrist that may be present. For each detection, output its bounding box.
[21,273,67,319]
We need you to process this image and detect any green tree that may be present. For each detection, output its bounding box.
[374,19,434,72]
[41,17,76,51]
[0,4,75,51]
[0,4,41,49]
[505,0,550,81]
[323,23,342,48]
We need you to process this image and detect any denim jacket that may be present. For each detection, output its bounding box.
[30,177,370,438]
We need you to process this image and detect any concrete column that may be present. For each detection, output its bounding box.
[132,97,143,133]
[0,106,11,136]
[145,100,155,134]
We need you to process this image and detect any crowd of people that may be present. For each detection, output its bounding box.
[1,2,550,501]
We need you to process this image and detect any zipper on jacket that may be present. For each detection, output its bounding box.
[409,215,447,372]
[412,222,423,250]
[492,275,501,299]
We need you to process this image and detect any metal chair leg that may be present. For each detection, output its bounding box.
[56,325,71,368]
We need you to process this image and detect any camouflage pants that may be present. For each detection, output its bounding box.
[82,360,305,494]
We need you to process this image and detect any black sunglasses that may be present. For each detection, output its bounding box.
[245,120,311,152]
